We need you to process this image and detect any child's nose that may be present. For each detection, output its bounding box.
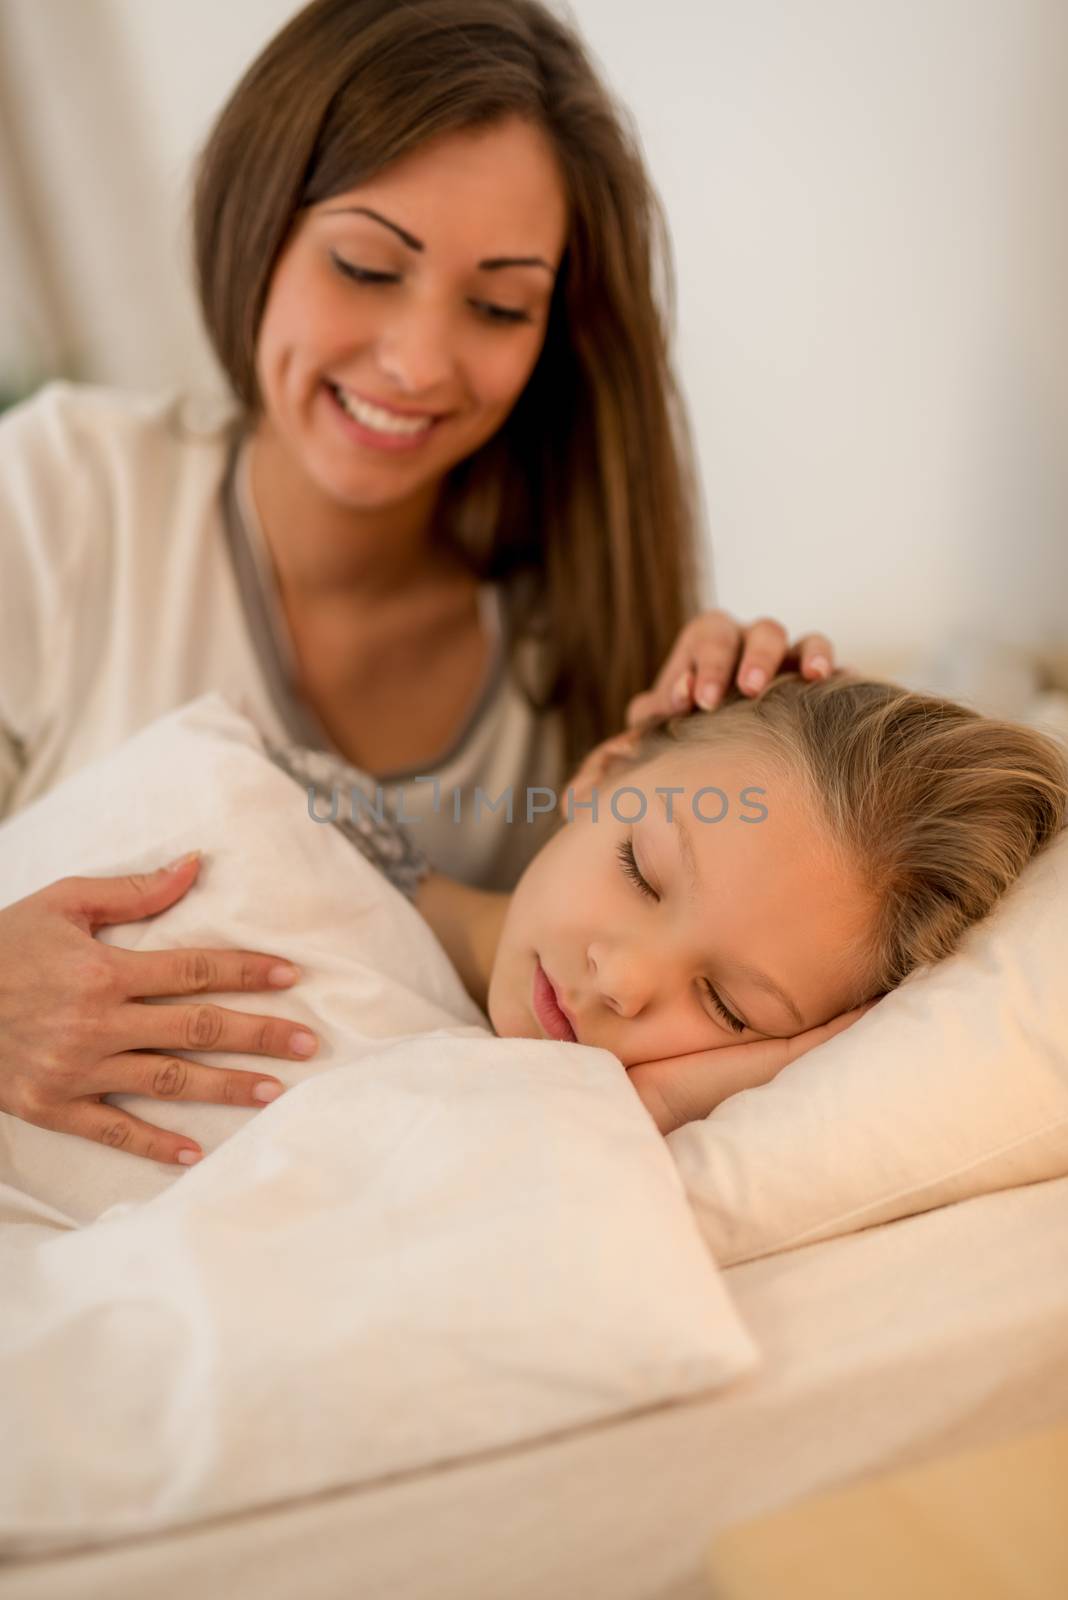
[587,944,651,1018]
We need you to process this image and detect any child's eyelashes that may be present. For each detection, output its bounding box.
[615,836,657,900]
[700,980,746,1034]
[614,836,748,1035]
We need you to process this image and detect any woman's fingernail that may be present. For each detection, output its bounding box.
[166,850,201,873]
[253,1081,285,1103]
[268,962,301,987]
[695,682,722,711]
[290,1029,318,1058]
[176,1148,202,1166]
[742,668,766,692]
[671,672,692,707]
[808,655,830,678]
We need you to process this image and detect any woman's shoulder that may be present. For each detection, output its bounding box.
[0,380,245,606]
[0,379,242,465]
[1,380,244,565]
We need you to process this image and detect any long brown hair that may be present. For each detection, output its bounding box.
[617,672,1068,1004]
[191,0,702,776]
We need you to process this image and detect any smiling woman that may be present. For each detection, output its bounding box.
[249,115,570,598]
[0,0,838,1157]
[190,0,694,792]
[190,0,840,797]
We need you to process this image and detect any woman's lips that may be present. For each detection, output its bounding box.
[532,958,578,1043]
[335,383,442,420]
[322,379,443,453]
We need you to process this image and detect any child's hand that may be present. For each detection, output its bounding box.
[626,1000,878,1135]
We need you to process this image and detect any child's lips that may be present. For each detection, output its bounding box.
[553,985,581,1039]
[532,958,579,1043]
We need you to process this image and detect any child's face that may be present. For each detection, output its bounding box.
[487,740,876,1069]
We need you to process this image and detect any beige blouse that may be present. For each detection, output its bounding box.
[0,382,567,891]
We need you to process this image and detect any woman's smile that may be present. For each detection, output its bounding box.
[253,116,568,522]
[322,378,444,453]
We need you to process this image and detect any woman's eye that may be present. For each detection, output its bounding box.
[616,837,657,901]
[471,301,533,326]
[331,253,398,286]
[330,255,530,324]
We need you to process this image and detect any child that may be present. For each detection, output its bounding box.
[268,670,1068,1131]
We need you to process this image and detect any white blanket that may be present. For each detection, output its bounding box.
[0,697,757,1553]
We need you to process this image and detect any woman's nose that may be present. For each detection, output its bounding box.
[374,300,458,396]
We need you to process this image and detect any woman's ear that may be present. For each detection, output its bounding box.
[561,727,644,811]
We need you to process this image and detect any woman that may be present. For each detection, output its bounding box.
[0,0,835,1150]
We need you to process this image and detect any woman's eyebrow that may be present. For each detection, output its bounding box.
[321,204,555,274]
[652,791,804,1029]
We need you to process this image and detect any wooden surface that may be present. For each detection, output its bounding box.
[705,1421,1068,1599]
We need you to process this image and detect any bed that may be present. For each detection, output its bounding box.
[2,647,1067,1599]
[3,1172,1065,1600]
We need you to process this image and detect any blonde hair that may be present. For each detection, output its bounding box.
[617,671,1068,1003]
[191,0,701,776]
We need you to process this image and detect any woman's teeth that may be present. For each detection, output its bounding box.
[330,383,435,437]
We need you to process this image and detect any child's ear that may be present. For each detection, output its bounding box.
[561,728,644,811]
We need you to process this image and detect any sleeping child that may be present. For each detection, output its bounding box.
[267,668,1068,1134]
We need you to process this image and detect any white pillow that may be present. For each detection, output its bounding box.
[0,693,757,1550]
[669,826,1068,1265]
[0,692,485,1224]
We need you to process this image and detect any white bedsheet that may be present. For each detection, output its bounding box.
[3,692,1066,1593]
[3,1173,1064,1600]
[0,1033,757,1558]
[0,696,765,1558]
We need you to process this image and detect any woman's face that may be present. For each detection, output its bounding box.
[487,741,876,1077]
[253,115,569,514]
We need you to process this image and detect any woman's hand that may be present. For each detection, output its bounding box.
[626,1001,878,1135]
[625,611,837,726]
[0,854,317,1167]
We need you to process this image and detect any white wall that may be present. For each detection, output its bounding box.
[2,0,1065,666]
[0,0,297,395]
[579,0,1068,660]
